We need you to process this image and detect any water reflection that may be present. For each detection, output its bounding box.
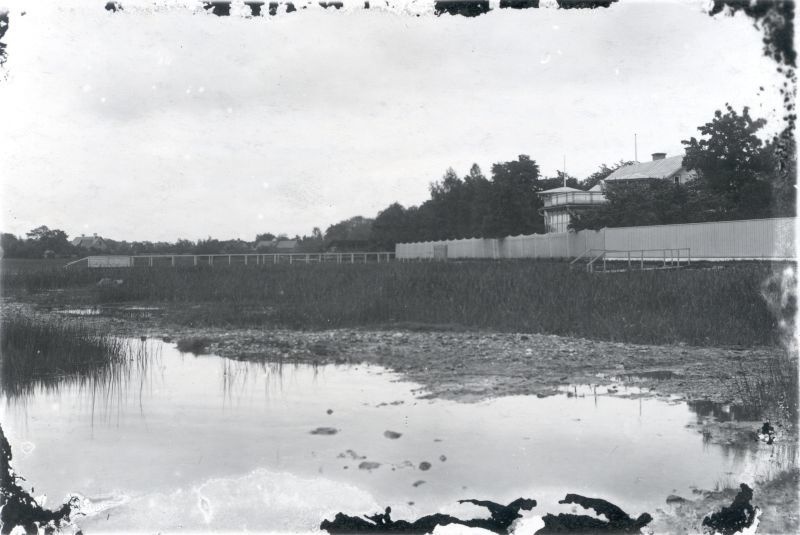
[687,399,763,422]
[1,339,795,533]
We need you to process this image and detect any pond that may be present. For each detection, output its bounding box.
[0,339,790,532]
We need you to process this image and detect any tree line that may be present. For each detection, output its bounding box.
[1,105,795,258]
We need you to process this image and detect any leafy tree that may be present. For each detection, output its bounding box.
[581,161,633,190]
[570,181,693,230]
[372,203,413,249]
[483,155,544,237]
[194,237,222,254]
[0,233,20,257]
[297,227,324,253]
[173,239,195,254]
[682,105,774,218]
[463,164,493,237]
[24,226,73,256]
[763,126,797,217]
[324,216,374,247]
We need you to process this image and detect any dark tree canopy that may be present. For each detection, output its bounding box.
[683,104,794,219]
[571,181,693,230]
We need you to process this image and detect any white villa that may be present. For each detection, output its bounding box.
[538,153,696,233]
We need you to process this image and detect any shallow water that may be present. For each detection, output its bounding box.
[0,339,790,533]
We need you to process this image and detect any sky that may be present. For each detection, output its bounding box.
[0,0,787,242]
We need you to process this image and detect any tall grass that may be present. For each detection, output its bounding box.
[2,261,787,346]
[0,315,140,398]
[733,354,799,422]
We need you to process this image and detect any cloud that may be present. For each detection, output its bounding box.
[0,1,785,241]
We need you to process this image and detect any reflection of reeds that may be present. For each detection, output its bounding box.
[0,315,147,400]
[176,336,212,354]
[219,358,323,404]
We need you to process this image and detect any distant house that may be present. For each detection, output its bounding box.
[254,238,278,251]
[537,185,608,234]
[604,153,696,185]
[275,239,298,253]
[326,239,370,252]
[537,153,698,233]
[72,234,108,251]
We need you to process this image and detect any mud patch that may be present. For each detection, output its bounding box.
[310,427,339,436]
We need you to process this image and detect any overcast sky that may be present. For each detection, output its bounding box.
[0,0,786,242]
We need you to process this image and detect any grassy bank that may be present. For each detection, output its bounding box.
[0,315,137,398]
[2,261,788,347]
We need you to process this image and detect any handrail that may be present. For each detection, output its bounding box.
[576,248,691,273]
[64,252,397,269]
[569,249,591,265]
[125,252,395,259]
[64,257,90,268]
[586,250,606,273]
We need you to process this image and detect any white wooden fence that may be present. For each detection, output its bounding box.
[68,252,395,269]
[396,217,796,261]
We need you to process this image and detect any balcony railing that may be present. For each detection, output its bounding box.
[542,191,607,208]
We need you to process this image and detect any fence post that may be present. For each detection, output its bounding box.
[172,256,175,267]
[194,255,198,267]
[245,255,248,266]
[150,256,153,267]
[351,253,355,263]
[640,250,644,270]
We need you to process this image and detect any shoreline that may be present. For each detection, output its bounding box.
[2,298,798,533]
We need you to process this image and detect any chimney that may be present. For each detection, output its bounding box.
[652,152,666,161]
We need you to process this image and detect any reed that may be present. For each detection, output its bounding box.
[0,315,139,398]
[733,353,799,423]
[2,261,786,347]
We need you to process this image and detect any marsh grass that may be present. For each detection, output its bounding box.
[734,354,799,423]
[0,315,143,399]
[2,261,787,346]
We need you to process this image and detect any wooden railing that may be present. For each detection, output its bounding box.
[65,252,395,268]
[572,248,691,273]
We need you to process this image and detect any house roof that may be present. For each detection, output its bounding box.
[604,156,685,182]
[537,186,584,196]
[275,240,298,249]
[72,235,105,248]
[255,239,277,248]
